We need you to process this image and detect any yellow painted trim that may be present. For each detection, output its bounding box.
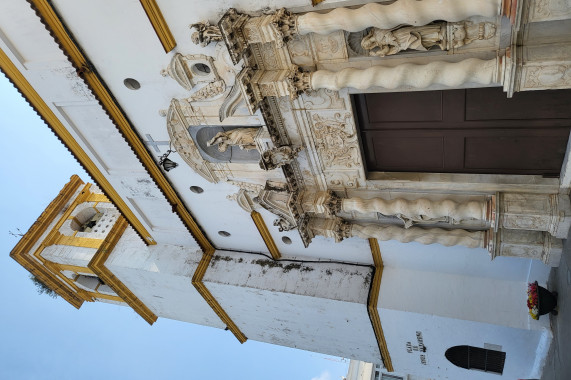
[38,183,92,252]
[368,238,394,372]
[55,263,95,274]
[251,211,281,260]
[10,176,85,308]
[192,248,248,344]
[26,0,215,250]
[139,0,177,53]
[85,193,109,203]
[0,42,155,246]
[90,292,124,303]
[19,1,242,339]
[88,216,158,325]
[52,232,103,249]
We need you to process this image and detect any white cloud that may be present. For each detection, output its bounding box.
[311,371,331,380]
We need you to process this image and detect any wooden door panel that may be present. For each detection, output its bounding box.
[465,87,571,120]
[355,88,571,176]
[364,91,444,122]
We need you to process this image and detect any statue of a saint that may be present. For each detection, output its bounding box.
[359,21,496,57]
[361,24,445,57]
[190,21,223,47]
[206,128,259,152]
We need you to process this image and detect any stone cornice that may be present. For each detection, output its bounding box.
[367,238,393,372]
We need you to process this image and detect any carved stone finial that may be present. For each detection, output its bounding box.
[259,145,302,171]
[286,66,312,99]
[190,21,223,47]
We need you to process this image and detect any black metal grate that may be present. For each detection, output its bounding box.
[445,345,506,375]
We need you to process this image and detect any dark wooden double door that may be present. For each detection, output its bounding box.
[353,87,571,176]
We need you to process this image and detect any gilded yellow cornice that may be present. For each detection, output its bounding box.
[368,238,394,372]
[139,0,177,53]
[88,216,158,325]
[251,211,281,260]
[10,175,85,309]
[25,0,215,253]
[192,248,248,343]
[0,44,155,246]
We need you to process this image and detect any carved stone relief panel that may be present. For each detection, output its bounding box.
[287,35,315,67]
[521,64,571,90]
[310,30,348,62]
[301,89,346,110]
[529,0,571,23]
[325,171,361,190]
[307,112,362,171]
[524,43,571,62]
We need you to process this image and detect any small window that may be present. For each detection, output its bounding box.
[445,345,506,375]
[192,63,211,75]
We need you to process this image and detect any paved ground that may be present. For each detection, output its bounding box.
[540,228,571,380]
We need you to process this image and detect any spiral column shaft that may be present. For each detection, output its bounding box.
[342,197,489,225]
[297,0,501,35]
[310,58,499,92]
[351,224,487,249]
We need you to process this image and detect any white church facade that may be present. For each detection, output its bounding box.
[4,0,571,379]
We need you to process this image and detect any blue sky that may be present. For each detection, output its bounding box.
[0,72,349,380]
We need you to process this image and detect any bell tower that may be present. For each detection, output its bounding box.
[10,175,126,308]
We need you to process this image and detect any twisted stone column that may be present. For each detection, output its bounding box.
[351,224,489,249]
[307,58,499,92]
[296,0,501,35]
[342,197,493,228]
[305,216,490,249]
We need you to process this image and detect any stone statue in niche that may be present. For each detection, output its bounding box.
[206,127,260,152]
[361,24,445,57]
[190,21,223,47]
[356,21,496,57]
